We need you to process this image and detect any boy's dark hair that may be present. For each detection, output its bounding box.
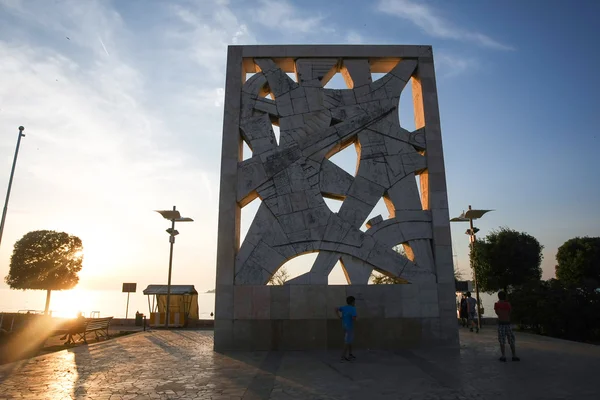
[466,292,472,297]
[498,291,507,301]
[346,296,355,305]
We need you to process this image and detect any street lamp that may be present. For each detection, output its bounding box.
[0,126,26,249]
[155,206,193,328]
[450,205,493,331]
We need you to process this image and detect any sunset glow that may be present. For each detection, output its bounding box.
[48,289,98,319]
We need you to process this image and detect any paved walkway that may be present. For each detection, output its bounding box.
[1,328,599,399]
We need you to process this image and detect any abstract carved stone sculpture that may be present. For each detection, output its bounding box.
[215,45,458,351]
[236,56,433,286]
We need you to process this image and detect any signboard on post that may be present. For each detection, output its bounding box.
[122,283,137,319]
[122,283,137,293]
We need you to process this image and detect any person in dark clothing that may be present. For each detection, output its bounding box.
[466,292,479,333]
[459,294,468,327]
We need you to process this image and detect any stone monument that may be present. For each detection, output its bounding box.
[215,45,457,350]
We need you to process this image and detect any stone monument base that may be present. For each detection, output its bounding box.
[214,283,458,351]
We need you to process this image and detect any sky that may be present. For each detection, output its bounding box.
[0,0,599,295]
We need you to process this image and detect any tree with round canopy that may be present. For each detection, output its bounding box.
[5,230,83,314]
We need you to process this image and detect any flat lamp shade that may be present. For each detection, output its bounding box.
[451,209,493,221]
[156,210,181,220]
[464,209,493,219]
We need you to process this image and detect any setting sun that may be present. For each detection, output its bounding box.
[48,289,98,319]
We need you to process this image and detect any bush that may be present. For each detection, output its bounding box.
[510,279,600,342]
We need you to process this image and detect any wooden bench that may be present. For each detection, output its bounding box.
[73,317,113,343]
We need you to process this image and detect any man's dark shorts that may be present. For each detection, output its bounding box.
[497,322,515,345]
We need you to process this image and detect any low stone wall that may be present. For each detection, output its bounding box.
[110,318,138,326]
[1,313,37,332]
[192,319,215,328]
[0,313,71,333]
[215,283,458,351]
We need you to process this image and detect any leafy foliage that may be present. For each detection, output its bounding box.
[454,268,463,281]
[510,279,600,342]
[367,244,411,284]
[472,227,543,293]
[370,272,401,284]
[369,271,408,284]
[268,266,289,285]
[555,237,600,290]
[5,230,83,291]
[392,244,406,256]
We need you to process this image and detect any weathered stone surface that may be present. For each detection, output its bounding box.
[341,59,372,88]
[310,250,341,278]
[405,238,435,272]
[218,47,454,350]
[295,58,338,86]
[289,285,327,319]
[240,113,277,156]
[319,158,354,197]
[235,241,286,285]
[340,255,373,284]
[386,172,422,211]
[270,284,290,319]
[237,157,267,204]
[252,285,271,319]
[366,214,383,229]
[347,176,385,207]
[233,285,253,319]
[337,195,374,228]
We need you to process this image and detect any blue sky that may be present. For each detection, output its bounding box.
[0,0,598,292]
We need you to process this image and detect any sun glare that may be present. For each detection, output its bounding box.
[50,289,97,319]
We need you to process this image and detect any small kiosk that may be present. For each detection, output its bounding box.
[143,285,199,327]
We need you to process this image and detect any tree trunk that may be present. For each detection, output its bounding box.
[44,289,52,315]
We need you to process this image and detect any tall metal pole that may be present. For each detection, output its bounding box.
[165,205,176,329]
[0,126,25,248]
[468,205,482,331]
[125,292,130,319]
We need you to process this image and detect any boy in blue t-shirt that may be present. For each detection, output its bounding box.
[336,296,357,362]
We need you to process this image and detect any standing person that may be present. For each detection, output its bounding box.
[459,294,468,327]
[336,296,357,362]
[494,291,520,362]
[466,292,479,333]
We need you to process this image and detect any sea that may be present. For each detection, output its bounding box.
[0,288,215,319]
[0,287,497,320]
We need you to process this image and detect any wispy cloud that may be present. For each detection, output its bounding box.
[435,52,479,77]
[97,36,109,56]
[253,0,327,34]
[377,0,514,51]
[0,0,229,289]
[0,0,484,293]
[169,2,256,81]
[345,31,364,44]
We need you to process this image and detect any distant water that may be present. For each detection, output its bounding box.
[0,288,497,320]
[456,291,497,318]
[0,288,215,319]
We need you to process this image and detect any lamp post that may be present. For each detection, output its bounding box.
[0,126,26,248]
[450,205,493,331]
[155,206,193,328]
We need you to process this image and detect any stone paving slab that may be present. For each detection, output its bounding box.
[1,328,599,399]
